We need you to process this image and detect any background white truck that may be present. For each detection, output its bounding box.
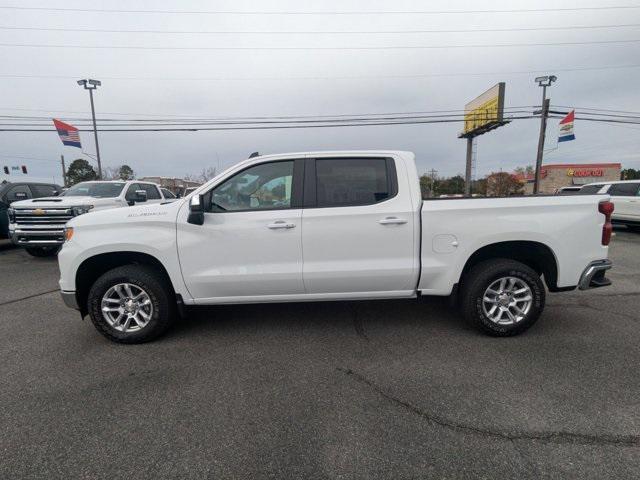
[8,180,166,256]
[58,151,614,343]
[579,180,640,232]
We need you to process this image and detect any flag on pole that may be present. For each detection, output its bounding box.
[558,110,575,142]
[52,119,82,148]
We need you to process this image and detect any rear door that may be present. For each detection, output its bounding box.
[301,156,417,295]
[609,182,640,221]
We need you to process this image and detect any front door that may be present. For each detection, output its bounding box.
[177,159,305,301]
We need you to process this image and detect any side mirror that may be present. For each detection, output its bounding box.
[187,194,205,225]
[135,190,147,203]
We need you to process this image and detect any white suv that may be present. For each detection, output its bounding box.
[580,180,640,232]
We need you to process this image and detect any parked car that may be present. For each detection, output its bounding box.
[0,181,62,239]
[8,180,166,256]
[578,180,640,232]
[555,186,582,195]
[58,151,613,343]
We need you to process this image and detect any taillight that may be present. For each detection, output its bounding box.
[599,201,614,246]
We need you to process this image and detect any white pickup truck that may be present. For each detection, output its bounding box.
[8,180,166,256]
[58,151,614,343]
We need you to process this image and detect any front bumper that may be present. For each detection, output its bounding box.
[578,259,612,290]
[60,290,79,310]
[10,225,66,246]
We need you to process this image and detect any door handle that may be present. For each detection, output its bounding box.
[378,216,407,225]
[267,220,296,229]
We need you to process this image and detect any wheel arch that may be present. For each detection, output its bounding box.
[75,251,176,317]
[458,240,561,292]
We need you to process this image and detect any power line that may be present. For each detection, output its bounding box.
[1,39,639,50]
[0,115,539,132]
[2,24,639,35]
[2,64,640,82]
[553,105,640,115]
[1,5,639,15]
[0,106,536,122]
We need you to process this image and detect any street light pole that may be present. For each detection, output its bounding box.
[77,79,102,179]
[533,75,557,194]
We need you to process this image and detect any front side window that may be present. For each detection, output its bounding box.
[63,182,126,198]
[125,184,141,201]
[608,182,640,196]
[140,184,161,200]
[208,161,294,212]
[31,185,59,197]
[315,158,392,207]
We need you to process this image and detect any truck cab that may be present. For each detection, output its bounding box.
[8,180,165,256]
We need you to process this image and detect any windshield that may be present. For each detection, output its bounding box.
[62,182,126,198]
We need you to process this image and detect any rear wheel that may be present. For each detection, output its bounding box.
[461,259,545,336]
[25,246,59,257]
[87,265,175,343]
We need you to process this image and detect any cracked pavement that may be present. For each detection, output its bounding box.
[1,228,639,479]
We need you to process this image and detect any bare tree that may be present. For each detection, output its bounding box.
[185,167,216,183]
[101,166,120,180]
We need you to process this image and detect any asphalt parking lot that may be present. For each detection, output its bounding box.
[1,229,639,479]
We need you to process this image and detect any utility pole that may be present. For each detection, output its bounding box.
[60,154,67,187]
[77,79,102,179]
[533,75,557,194]
[427,168,438,197]
[464,137,473,196]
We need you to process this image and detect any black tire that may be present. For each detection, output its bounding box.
[87,265,175,344]
[25,246,60,257]
[460,259,545,337]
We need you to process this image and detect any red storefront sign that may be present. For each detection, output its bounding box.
[567,168,604,177]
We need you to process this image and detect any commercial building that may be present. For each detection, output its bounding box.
[516,163,621,194]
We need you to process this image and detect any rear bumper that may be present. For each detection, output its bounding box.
[60,290,79,310]
[578,260,612,290]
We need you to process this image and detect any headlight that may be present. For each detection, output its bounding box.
[72,205,94,216]
[7,208,15,223]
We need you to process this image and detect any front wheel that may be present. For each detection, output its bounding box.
[461,259,545,336]
[87,265,175,343]
[25,246,60,257]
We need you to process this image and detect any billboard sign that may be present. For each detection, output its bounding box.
[462,82,506,137]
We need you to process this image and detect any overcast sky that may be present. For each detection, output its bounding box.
[1,0,639,184]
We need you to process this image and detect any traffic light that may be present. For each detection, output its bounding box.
[21,165,27,174]
[3,166,8,175]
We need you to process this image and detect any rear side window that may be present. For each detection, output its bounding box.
[608,183,640,196]
[579,184,605,195]
[315,158,395,208]
[31,184,59,197]
[140,183,161,200]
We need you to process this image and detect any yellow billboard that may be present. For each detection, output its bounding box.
[463,83,505,136]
